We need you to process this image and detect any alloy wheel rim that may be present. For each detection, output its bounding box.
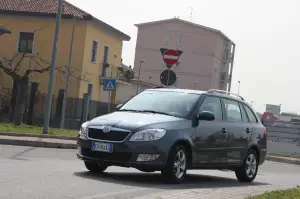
[246,153,257,178]
[174,150,186,179]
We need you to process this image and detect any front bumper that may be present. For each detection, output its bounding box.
[77,138,169,170]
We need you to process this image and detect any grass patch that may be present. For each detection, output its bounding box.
[0,123,78,137]
[248,186,300,199]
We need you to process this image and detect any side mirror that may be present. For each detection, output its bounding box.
[116,104,123,110]
[198,111,215,121]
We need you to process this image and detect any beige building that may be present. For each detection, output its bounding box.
[134,17,235,91]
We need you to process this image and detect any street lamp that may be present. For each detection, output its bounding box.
[194,81,200,89]
[60,15,82,129]
[0,26,11,35]
[136,60,145,94]
[237,81,240,95]
[43,0,63,134]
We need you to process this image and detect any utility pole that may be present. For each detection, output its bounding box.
[43,0,63,134]
[136,60,145,94]
[60,16,76,129]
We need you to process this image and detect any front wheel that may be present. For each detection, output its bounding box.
[161,145,188,184]
[235,149,258,182]
[84,162,108,173]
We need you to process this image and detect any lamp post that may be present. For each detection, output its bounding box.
[136,60,145,94]
[43,0,63,134]
[60,15,79,129]
[194,81,200,89]
[237,81,240,95]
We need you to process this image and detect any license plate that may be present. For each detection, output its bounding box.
[91,142,113,153]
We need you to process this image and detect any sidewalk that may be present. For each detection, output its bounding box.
[0,132,300,165]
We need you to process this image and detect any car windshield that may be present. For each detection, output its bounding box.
[118,90,200,118]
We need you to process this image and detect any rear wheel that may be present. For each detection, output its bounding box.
[235,149,258,182]
[161,145,188,184]
[84,162,108,173]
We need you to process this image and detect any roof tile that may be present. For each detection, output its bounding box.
[0,0,90,17]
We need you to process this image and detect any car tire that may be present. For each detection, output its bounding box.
[161,145,188,184]
[84,162,108,173]
[235,149,258,182]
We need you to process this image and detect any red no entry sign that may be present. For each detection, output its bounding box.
[163,49,179,66]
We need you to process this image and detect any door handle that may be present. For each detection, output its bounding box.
[246,128,251,133]
[257,134,261,139]
[221,128,228,133]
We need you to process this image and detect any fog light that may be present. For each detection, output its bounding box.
[137,154,160,162]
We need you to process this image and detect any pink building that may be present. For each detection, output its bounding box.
[133,18,235,91]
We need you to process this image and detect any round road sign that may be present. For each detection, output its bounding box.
[160,69,177,86]
[163,49,179,66]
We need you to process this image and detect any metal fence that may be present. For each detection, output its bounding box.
[267,126,300,144]
[0,87,117,130]
[266,125,300,156]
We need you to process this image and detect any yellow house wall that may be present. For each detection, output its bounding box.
[0,15,87,98]
[80,22,123,101]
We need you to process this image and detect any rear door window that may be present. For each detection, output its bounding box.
[243,104,258,123]
[222,98,242,122]
[239,103,249,122]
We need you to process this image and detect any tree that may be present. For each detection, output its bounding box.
[0,53,90,125]
[117,65,135,81]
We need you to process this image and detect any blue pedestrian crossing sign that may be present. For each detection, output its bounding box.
[103,78,116,91]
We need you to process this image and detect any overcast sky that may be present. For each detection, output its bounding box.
[69,0,299,113]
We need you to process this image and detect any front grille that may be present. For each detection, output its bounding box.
[88,128,130,142]
[82,148,132,162]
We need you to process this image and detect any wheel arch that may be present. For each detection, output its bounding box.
[169,139,193,168]
[247,144,260,162]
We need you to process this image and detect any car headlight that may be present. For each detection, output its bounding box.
[79,122,88,139]
[129,129,166,141]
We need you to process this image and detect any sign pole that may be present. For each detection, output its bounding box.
[103,77,116,114]
[166,68,170,87]
[108,91,111,113]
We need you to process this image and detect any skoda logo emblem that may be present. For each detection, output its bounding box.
[102,126,111,133]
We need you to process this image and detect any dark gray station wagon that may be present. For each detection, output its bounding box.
[77,88,267,184]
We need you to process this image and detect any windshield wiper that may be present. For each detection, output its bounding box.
[138,110,177,117]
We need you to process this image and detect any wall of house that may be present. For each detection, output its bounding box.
[114,82,153,104]
[80,22,124,101]
[134,20,231,91]
[0,14,86,98]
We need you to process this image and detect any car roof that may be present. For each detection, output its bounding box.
[146,88,250,105]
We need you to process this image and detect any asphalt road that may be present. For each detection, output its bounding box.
[1,145,300,199]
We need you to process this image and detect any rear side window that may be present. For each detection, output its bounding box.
[222,99,242,122]
[199,96,223,120]
[243,104,258,123]
[239,103,249,122]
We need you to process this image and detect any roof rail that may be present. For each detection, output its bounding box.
[152,86,170,89]
[207,89,244,100]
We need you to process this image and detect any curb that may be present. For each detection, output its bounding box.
[0,138,77,149]
[0,132,77,140]
[266,155,300,165]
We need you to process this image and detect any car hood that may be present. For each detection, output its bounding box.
[87,111,184,130]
